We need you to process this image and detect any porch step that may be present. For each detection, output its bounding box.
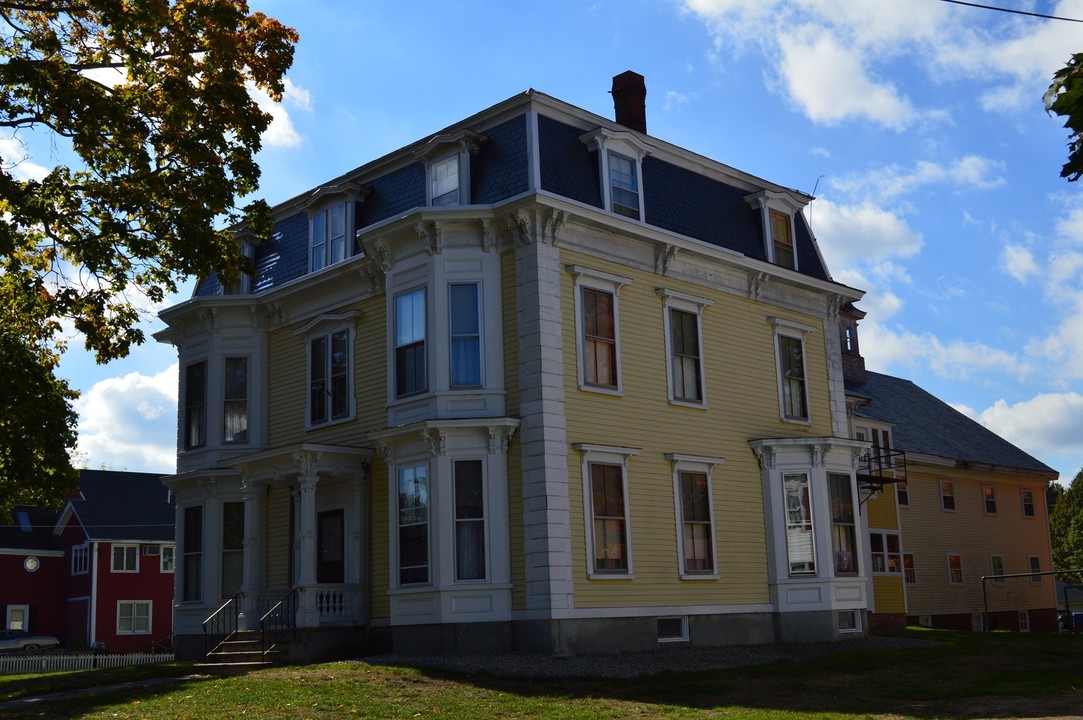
[197,631,289,673]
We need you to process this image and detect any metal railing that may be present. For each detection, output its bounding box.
[202,592,243,656]
[260,587,300,655]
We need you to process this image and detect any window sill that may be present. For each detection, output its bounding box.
[679,572,718,581]
[579,384,623,397]
[305,414,357,432]
[668,398,708,410]
[587,571,635,580]
[779,416,813,426]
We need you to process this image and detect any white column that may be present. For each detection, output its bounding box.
[238,476,264,630]
[294,451,321,627]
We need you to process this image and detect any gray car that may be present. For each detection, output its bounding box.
[0,629,60,653]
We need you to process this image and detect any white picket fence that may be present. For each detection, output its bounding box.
[0,651,174,675]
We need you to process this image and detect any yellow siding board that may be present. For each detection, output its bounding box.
[872,576,906,614]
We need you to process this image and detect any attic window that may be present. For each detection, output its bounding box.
[580,127,651,221]
[415,129,486,207]
[745,190,806,271]
[305,182,369,272]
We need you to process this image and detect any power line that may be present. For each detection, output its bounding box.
[940,0,1083,23]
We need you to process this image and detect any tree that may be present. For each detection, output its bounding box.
[0,1,297,512]
[1049,469,1083,583]
[1046,53,1083,181]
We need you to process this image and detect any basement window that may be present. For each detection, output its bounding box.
[657,616,688,643]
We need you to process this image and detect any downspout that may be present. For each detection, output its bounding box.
[89,541,99,646]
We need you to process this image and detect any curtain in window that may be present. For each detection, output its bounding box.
[454,460,485,580]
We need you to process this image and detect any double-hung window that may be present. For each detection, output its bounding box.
[161,546,175,573]
[117,601,151,634]
[983,485,997,514]
[770,319,813,423]
[576,444,638,577]
[571,266,629,393]
[71,544,89,575]
[111,544,138,573]
[947,553,963,584]
[310,330,351,425]
[784,472,815,575]
[744,190,802,270]
[770,210,795,269]
[182,505,203,602]
[941,480,956,511]
[311,201,347,271]
[223,356,249,444]
[667,454,723,578]
[184,360,207,450]
[903,553,916,584]
[579,128,649,221]
[608,151,640,219]
[870,531,902,574]
[449,283,481,387]
[1028,554,1041,582]
[990,554,1005,583]
[454,460,486,581]
[395,288,427,397]
[659,289,710,406]
[397,464,429,585]
[829,473,858,575]
[1021,489,1035,517]
[431,156,459,206]
[221,502,244,599]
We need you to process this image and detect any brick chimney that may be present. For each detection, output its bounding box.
[611,70,647,134]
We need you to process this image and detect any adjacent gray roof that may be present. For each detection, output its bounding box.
[847,371,1057,477]
[0,505,62,552]
[67,469,175,542]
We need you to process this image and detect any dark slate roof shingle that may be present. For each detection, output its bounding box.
[68,469,175,542]
[847,371,1056,476]
[0,506,62,552]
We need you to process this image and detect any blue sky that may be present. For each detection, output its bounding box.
[51,0,1083,485]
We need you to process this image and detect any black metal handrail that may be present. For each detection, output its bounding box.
[260,587,300,656]
[202,592,243,656]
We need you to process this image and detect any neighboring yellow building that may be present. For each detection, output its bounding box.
[157,73,878,662]
[841,305,1059,633]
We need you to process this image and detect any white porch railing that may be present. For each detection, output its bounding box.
[314,584,363,622]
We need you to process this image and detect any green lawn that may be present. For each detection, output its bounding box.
[0,630,1079,719]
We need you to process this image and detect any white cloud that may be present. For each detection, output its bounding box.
[829,156,1006,203]
[73,364,177,473]
[250,77,313,149]
[1001,244,1040,283]
[979,392,1083,461]
[860,321,1029,381]
[0,136,50,182]
[777,27,916,130]
[810,198,923,270]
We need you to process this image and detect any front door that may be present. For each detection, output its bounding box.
[317,509,344,584]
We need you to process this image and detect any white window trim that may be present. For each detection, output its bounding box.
[222,355,250,445]
[1021,488,1036,518]
[393,286,429,399]
[305,182,366,272]
[392,460,432,589]
[658,289,712,408]
[989,553,1006,583]
[744,189,804,270]
[1028,554,1042,583]
[940,480,956,512]
[414,129,486,207]
[903,552,916,585]
[111,544,139,573]
[116,600,152,635]
[5,604,29,631]
[769,318,814,425]
[574,444,640,579]
[580,127,651,221]
[296,312,360,430]
[666,453,724,579]
[869,529,903,576]
[160,545,175,574]
[448,282,483,389]
[837,609,862,634]
[947,552,964,585]
[569,266,630,396]
[452,458,489,583]
[983,484,998,515]
[1019,610,1030,632]
[71,543,89,575]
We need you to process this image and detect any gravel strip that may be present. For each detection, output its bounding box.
[360,635,938,679]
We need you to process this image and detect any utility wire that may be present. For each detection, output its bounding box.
[940,0,1083,23]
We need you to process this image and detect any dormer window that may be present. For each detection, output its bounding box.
[745,190,807,270]
[306,182,368,272]
[580,127,651,221]
[431,155,460,206]
[415,129,486,207]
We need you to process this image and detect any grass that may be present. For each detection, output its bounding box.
[0,629,1079,719]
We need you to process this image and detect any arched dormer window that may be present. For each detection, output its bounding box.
[306,182,369,272]
[414,129,487,207]
[745,190,807,271]
[580,127,652,221]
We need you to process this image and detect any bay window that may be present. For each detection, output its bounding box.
[395,288,427,397]
[397,464,429,585]
[784,472,815,575]
[449,283,481,387]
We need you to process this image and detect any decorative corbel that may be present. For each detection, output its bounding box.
[502,210,531,247]
[421,428,446,456]
[481,218,497,253]
[542,208,566,246]
[416,220,443,255]
[196,307,219,334]
[364,236,392,274]
[293,450,323,479]
[488,425,518,454]
[266,302,288,328]
[752,445,775,471]
[826,294,845,322]
[748,271,769,301]
[654,244,677,276]
[374,439,394,464]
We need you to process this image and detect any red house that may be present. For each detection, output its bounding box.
[0,470,175,653]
